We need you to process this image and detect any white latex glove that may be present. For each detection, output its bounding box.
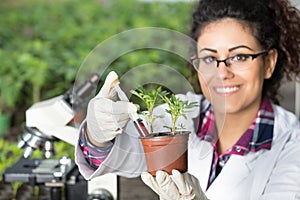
[86,71,137,143]
[141,170,209,200]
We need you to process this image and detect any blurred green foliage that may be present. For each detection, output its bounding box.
[0,0,200,178]
[0,0,199,115]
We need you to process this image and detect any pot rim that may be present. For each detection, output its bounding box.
[140,130,191,139]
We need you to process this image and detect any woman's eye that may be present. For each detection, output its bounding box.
[202,56,216,64]
[231,54,250,62]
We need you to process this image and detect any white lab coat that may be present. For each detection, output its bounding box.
[75,92,300,200]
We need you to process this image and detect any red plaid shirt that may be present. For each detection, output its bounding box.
[197,97,274,188]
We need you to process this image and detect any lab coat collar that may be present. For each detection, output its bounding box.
[206,151,262,198]
[188,140,264,198]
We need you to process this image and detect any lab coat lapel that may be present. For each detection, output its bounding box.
[249,132,289,199]
[206,153,258,199]
[188,140,213,191]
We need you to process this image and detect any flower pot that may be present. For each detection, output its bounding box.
[140,131,190,176]
[0,114,11,136]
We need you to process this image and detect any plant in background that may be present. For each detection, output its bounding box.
[0,51,25,116]
[0,0,195,137]
[131,86,168,133]
[161,94,198,134]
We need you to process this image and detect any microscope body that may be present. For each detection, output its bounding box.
[18,95,78,158]
[4,74,118,200]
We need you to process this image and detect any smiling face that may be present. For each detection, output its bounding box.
[196,18,276,116]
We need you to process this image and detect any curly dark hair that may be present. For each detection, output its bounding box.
[189,0,300,104]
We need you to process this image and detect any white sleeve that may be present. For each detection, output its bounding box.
[75,119,147,180]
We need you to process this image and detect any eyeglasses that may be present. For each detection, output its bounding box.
[191,50,269,73]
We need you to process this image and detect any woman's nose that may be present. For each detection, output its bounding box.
[216,63,234,80]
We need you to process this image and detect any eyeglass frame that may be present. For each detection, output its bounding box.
[190,50,269,72]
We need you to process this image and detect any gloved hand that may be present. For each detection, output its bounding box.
[86,71,137,144]
[141,170,209,200]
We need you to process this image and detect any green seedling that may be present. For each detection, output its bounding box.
[131,86,168,133]
[160,94,198,134]
[131,86,198,135]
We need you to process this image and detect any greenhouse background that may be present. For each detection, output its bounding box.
[0,0,299,199]
[0,0,198,199]
[0,0,197,151]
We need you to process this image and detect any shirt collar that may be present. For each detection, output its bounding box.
[197,97,274,154]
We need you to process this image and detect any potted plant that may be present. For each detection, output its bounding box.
[131,86,197,176]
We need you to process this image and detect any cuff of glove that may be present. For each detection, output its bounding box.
[79,122,114,169]
[82,121,115,152]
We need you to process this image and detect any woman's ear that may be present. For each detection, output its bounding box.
[264,49,278,79]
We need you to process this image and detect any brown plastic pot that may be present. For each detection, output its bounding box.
[140,131,190,176]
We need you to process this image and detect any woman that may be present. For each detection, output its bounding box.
[75,0,300,199]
